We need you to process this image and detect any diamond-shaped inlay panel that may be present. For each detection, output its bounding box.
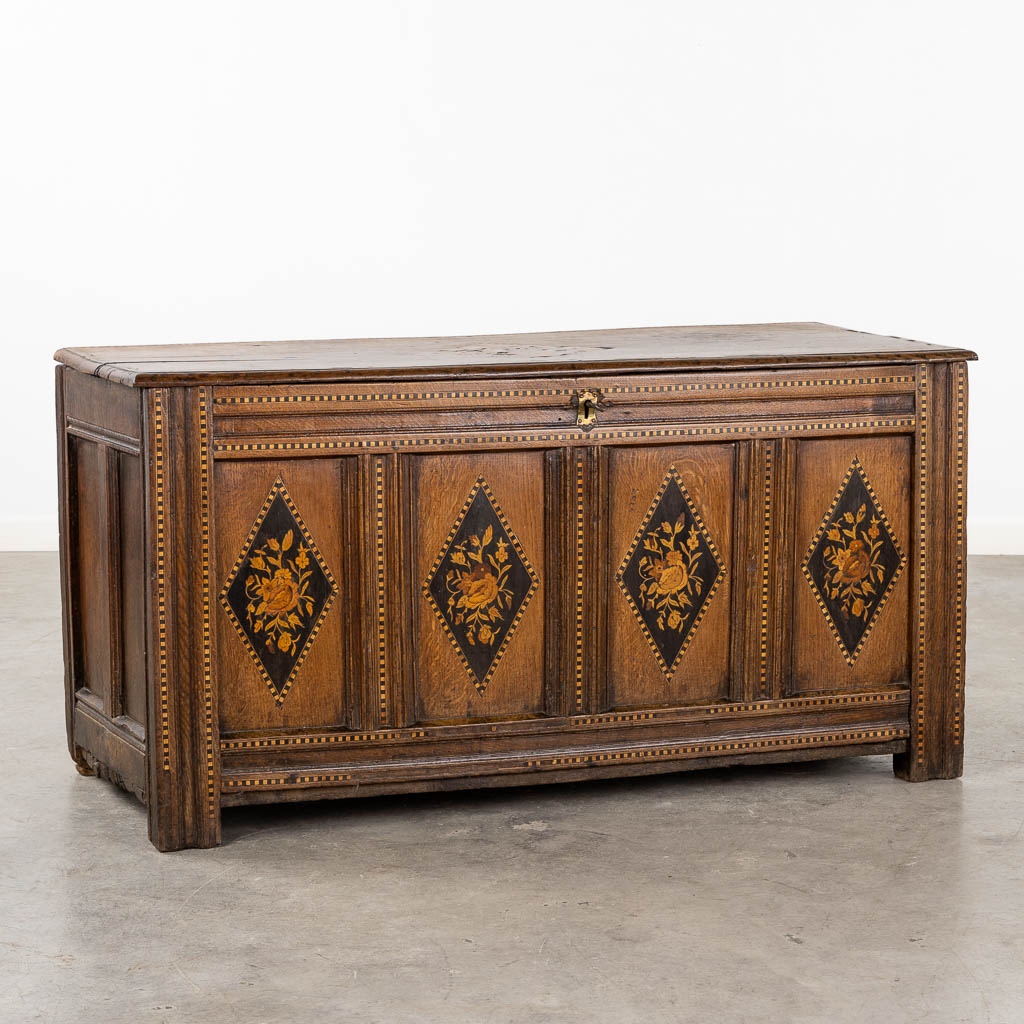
[616,466,726,677]
[802,457,906,665]
[220,478,338,705]
[423,477,539,694]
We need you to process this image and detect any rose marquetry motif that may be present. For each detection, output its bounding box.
[802,457,906,665]
[423,477,539,694]
[220,478,337,704]
[617,466,726,677]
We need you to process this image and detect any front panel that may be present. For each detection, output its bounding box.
[407,450,549,724]
[214,456,359,733]
[787,435,912,695]
[205,366,930,828]
[604,442,737,709]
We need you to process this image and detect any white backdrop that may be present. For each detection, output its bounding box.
[2,1,1020,551]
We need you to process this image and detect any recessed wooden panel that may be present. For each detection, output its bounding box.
[789,436,911,694]
[71,436,111,708]
[606,444,736,708]
[410,452,546,723]
[214,458,356,732]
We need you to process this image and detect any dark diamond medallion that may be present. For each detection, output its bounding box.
[423,477,539,694]
[220,478,337,704]
[616,466,726,677]
[802,457,906,665]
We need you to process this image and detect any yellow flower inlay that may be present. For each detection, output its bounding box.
[244,528,316,656]
[822,503,889,625]
[444,524,514,648]
[637,516,705,634]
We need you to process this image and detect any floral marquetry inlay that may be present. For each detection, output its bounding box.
[220,478,338,705]
[802,457,906,665]
[423,477,539,694]
[616,466,726,677]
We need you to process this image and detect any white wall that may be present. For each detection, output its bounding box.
[2,1,1021,552]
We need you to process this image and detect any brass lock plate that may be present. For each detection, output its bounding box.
[575,389,599,430]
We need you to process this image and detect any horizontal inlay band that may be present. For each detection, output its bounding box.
[526,728,908,768]
[570,690,906,726]
[213,417,917,453]
[220,726,909,791]
[221,729,427,750]
[224,773,353,788]
[212,374,916,408]
[219,690,909,751]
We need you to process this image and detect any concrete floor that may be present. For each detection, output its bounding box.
[1,554,1021,1024]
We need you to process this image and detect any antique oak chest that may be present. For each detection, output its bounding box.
[54,324,975,851]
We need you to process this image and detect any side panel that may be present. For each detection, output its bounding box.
[57,366,147,797]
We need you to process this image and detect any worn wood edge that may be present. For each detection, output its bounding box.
[74,703,146,800]
[75,687,145,743]
[55,366,78,762]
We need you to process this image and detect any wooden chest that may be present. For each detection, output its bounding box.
[55,323,975,851]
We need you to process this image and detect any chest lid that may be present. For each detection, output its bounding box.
[54,322,976,387]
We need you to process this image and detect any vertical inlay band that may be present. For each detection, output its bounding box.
[916,370,928,765]
[954,364,965,744]
[575,454,585,711]
[375,458,387,719]
[759,445,773,698]
[154,389,169,771]
[199,388,215,816]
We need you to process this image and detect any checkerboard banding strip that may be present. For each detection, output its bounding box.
[221,729,427,750]
[571,690,903,727]
[213,418,917,454]
[575,455,584,711]
[525,728,908,768]
[916,375,930,761]
[954,365,965,744]
[759,445,772,697]
[223,727,908,789]
[375,459,387,719]
[219,690,906,749]
[601,376,915,394]
[225,773,353,788]
[154,390,169,771]
[200,389,215,815]
[212,375,915,407]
